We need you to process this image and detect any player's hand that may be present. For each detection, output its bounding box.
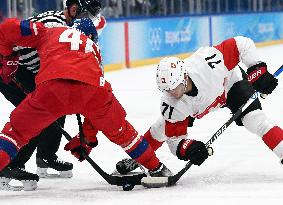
[82,118,99,147]
[177,139,209,166]
[64,135,93,161]
[247,62,278,95]
[0,53,19,84]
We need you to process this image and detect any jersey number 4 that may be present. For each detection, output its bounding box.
[59,29,97,53]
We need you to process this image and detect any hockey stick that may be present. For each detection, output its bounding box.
[53,116,146,190]
[10,78,145,190]
[142,64,283,188]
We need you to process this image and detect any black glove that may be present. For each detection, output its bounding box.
[176,139,209,166]
[247,62,278,94]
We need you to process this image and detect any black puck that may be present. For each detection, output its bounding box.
[122,183,135,191]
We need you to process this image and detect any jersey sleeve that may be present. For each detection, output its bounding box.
[214,36,261,70]
[0,18,44,56]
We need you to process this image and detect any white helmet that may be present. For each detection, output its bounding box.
[156,57,187,92]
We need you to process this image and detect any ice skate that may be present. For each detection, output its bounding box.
[141,163,173,188]
[148,163,173,177]
[0,167,39,191]
[36,155,73,178]
[113,158,141,175]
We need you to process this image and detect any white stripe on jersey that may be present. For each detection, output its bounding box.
[33,23,38,35]
[19,51,38,60]
[19,57,40,66]
[15,11,67,73]
[35,16,65,25]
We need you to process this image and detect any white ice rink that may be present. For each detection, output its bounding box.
[0,44,283,204]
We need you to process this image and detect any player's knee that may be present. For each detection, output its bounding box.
[2,122,27,147]
[227,79,262,126]
[242,110,274,136]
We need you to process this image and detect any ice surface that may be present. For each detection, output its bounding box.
[0,44,283,204]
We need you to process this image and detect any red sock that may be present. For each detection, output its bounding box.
[262,126,283,157]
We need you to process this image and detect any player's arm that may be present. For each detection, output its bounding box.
[214,36,278,94]
[64,118,98,161]
[0,18,43,56]
[144,115,208,166]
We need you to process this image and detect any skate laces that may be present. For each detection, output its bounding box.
[122,159,138,169]
[54,158,66,165]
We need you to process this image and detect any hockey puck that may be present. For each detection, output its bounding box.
[122,182,135,191]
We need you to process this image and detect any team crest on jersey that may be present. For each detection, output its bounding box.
[171,63,176,68]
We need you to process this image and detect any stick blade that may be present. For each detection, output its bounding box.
[141,177,168,188]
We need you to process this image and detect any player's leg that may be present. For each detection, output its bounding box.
[35,116,73,178]
[226,68,283,161]
[0,80,77,172]
[83,90,171,177]
[0,79,39,190]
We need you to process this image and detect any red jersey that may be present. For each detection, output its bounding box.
[0,18,111,90]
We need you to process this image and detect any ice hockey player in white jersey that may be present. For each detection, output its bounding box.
[116,36,282,177]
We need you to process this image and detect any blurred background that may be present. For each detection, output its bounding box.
[1,0,283,71]
[1,0,283,19]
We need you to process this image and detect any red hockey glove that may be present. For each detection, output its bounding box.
[64,135,94,161]
[176,139,209,166]
[0,54,19,84]
[247,62,278,94]
[82,118,98,147]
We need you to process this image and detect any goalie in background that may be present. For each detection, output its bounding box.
[116,36,282,178]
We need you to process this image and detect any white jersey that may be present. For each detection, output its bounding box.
[149,36,262,155]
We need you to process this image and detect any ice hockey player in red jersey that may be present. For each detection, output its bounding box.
[0,0,107,191]
[0,18,163,179]
[116,36,282,177]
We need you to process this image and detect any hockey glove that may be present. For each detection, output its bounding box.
[81,118,99,147]
[176,139,209,166]
[64,134,96,161]
[0,53,19,84]
[247,62,278,94]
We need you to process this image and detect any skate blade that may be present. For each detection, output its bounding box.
[141,177,168,188]
[37,168,72,178]
[111,170,145,177]
[0,179,37,191]
[22,180,38,191]
[0,184,24,191]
